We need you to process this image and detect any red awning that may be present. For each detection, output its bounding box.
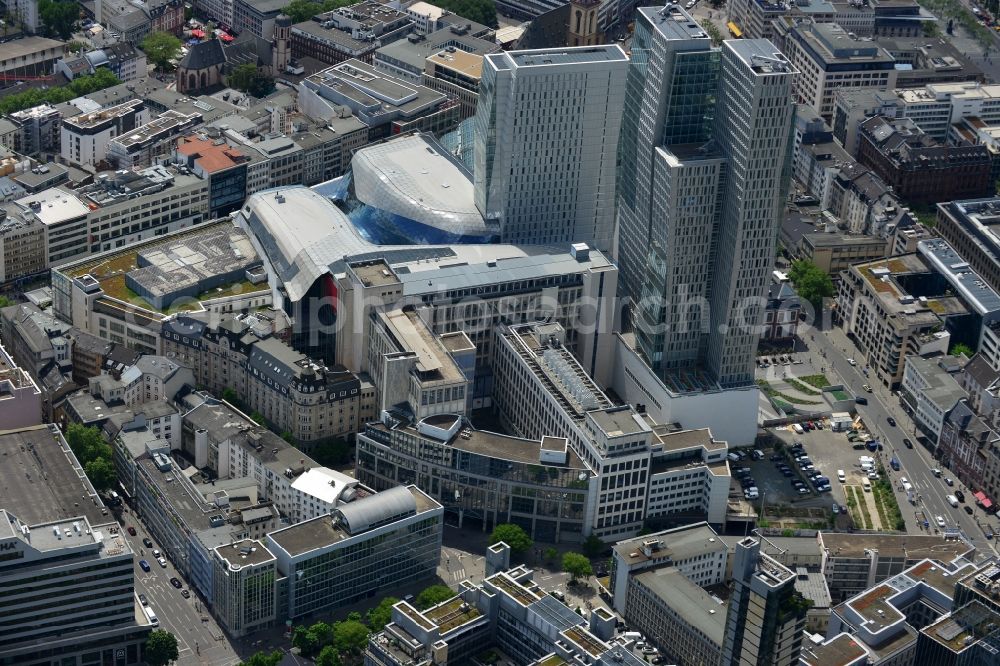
[984,498,994,509]
[220,33,234,41]
[191,29,205,37]
[975,491,988,502]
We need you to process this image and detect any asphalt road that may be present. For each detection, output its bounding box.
[116,510,242,665]
[807,325,1000,557]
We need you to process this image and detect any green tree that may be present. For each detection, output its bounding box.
[240,651,284,666]
[788,259,834,311]
[144,630,179,666]
[415,584,455,610]
[312,437,350,466]
[142,32,183,71]
[226,63,274,98]
[581,535,604,558]
[282,0,354,22]
[66,423,112,466]
[700,18,724,45]
[332,619,370,655]
[309,620,334,647]
[221,387,238,404]
[67,40,87,53]
[316,645,342,666]
[433,0,498,27]
[85,457,116,492]
[561,552,593,582]
[951,342,974,358]
[489,523,533,556]
[543,547,558,564]
[250,411,265,426]
[0,295,13,308]
[281,430,294,443]
[367,595,399,630]
[38,0,78,39]
[292,625,320,656]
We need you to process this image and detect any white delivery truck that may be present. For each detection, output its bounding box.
[947,495,960,507]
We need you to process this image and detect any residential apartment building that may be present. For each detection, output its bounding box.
[174,134,251,217]
[721,537,807,666]
[232,0,285,38]
[619,10,797,388]
[780,21,896,120]
[161,312,376,446]
[60,99,150,168]
[6,104,62,158]
[474,45,627,252]
[0,424,153,665]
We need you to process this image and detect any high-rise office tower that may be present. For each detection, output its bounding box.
[721,537,807,666]
[474,46,627,252]
[618,6,797,388]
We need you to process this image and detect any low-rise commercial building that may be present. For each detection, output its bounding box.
[290,1,413,66]
[266,485,442,619]
[936,198,1000,295]
[107,110,203,168]
[0,37,66,80]
[799,233,889,275]
[357,413,595,542]
[60,99,150,168]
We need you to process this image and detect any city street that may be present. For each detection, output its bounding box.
[806,324,1000,557]
[115,510,242,666]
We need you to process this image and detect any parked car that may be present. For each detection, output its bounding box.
[863,384,872,392]
[832,504,840,514]
[965,505,975,515]
[143,537,153,548]
[139,593,148,606]
[945,477,955,486]
[139,560,151,572]
[848,358,857,366]
[931,468,942,478]
[157,557,167,568]
[936,515,946,528]
[170,577,182,589]
[127,526,136,536]
[181,589,191,599]
[903,438,914,449]
[798,487,811,494]
[855,396,868,405]
[956,490,966,502]
[887,417,896,427]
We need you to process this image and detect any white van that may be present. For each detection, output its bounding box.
[862,479,872,491]
[838,470,846,482]
[901,478,914,493]
[144,606,158,627]
[947,494,960,507]
[791,423,805,434]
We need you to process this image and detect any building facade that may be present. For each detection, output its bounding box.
[474,46,627,252]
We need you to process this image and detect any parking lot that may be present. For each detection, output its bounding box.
[731,439,834,509]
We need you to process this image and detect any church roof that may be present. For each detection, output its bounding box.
[179,39,227,71]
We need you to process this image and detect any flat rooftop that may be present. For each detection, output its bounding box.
[654,427,726,452]
[820,532,975,561]
[379,308,466,383]
[215,539,275,568]
[922,601,1000,652]
[489,45,627,71]
[637,5,709,41]
[423,596,483,633]
[613,523,728,566]
[15,188,88,227]
[634,567,727,643]
[267,485,436,557]
[0,36,65,61]
[800,633,868,666]
[0,425,109,526]
[918,238,1000,316]
[588,407,647,437]
[427,49,484,77]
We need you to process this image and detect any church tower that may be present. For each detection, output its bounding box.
[567,0,601,46]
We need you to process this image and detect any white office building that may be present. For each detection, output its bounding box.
[474,46,627,252]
